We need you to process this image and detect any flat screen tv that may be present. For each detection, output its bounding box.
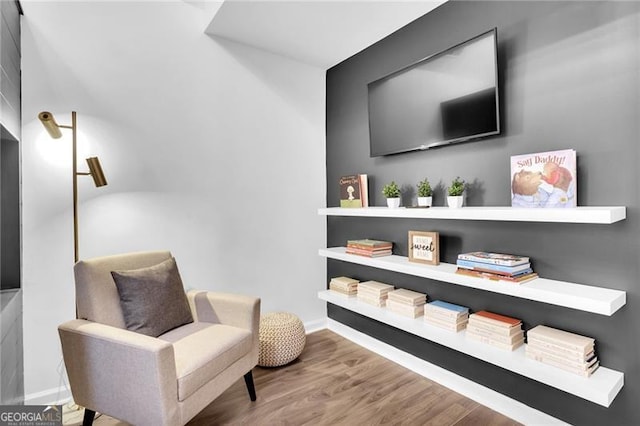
[368,28,500,157]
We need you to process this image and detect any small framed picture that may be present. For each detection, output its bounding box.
[408,231,440,265]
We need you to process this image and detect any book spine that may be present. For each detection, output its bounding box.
[426,302,468,315]
[357,293,388,302]
[346,245,392,252]
[455,268,504,281]
[461,266,534,278]
[330,277,359,286]
[525,352,599,377]
[527,327,594,350]
[387,295,426,305]
[473,310,522,325]
[387,303,424,314]
[346,240,392,249]
[526,340,595,362]
[356,295,386,307]
[469,319,523,336]
[456,259,531,274]
[387,304,424,318]
[466,331,524,351]
[387,299,422,309]
[456,267,538,283]
[359,174,369,208]
[467,318,521,335]
[500,273,538,284]
[347,243,392,250]
[329,290,357,298]
[329,281,358,289]
[457,253,527,266]
[466,325,524,344]
[358,285,391,297]
[425,306,468,321]
[526,335,593,355]
[358,282,394,292]
[345,248,392,257]
[469,312,521,328]
[425,313,468,326]
[425,317,467,332]
[330,286,357,293]
[425,313,469,326]
[329,283,357,293]
[493,271,538,282]
[525,345,597,370]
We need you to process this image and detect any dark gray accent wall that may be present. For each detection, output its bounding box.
[326,1,639,424]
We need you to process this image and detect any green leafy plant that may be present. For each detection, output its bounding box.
[382,181,401,198]
[417,179,433,197]
[447,176,466,196]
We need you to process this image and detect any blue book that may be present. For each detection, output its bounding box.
[428,300,469,313]
[456,259,531,274]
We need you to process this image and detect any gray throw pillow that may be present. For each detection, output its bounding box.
[111,257,194,337]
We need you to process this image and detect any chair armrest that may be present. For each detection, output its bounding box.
[187,290,260,333]
[58,319,180,426]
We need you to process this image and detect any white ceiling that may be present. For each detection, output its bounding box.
[206,0,447,69]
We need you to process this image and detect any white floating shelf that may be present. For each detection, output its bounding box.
[318,206,626,224]
[320,248,626,316]
[319,290,624,407]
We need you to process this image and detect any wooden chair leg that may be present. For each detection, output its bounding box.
[244,371,257,401]
[83,409,96,426]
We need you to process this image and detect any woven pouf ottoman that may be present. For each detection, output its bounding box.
[258,312,306,367]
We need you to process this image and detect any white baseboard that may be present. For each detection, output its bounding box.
[327,318,568,426]
[304,318,327,334]
[24,386,71,406]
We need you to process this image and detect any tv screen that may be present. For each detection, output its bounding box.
[368,29,500,157]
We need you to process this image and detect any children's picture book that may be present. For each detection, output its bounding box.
[510,149,576,208]
[339,174,368,208]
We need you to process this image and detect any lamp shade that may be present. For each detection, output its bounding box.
[38,111,63,139]
[86,157,108,187]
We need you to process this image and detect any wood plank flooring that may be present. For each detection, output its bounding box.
[63,329,521,425]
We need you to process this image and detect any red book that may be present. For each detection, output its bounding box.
[472,310,522,327]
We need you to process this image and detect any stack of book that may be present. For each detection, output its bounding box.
[424,300,469,332]
[329,276,359,297]
[386,288,427,318]
[455,251,538,284]
[526,325,599,377]
[346,239,392,258]
[357,280,394,307]
[466,310,525,351]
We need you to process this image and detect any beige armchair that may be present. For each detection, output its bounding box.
[58,250,260,426]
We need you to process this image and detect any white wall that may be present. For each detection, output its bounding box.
[21,1,326,402]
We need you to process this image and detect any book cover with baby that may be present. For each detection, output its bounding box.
[510,149,576,208]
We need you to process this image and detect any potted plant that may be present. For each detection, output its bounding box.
[416,178,433,207]
[382,181,401,208]
[447,176,466,208]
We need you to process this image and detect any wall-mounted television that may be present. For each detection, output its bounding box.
[367,28,500,157]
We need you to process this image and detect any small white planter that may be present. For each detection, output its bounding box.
[417,196,432,207]
[447,195,464,208]
[386,197,401,208]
